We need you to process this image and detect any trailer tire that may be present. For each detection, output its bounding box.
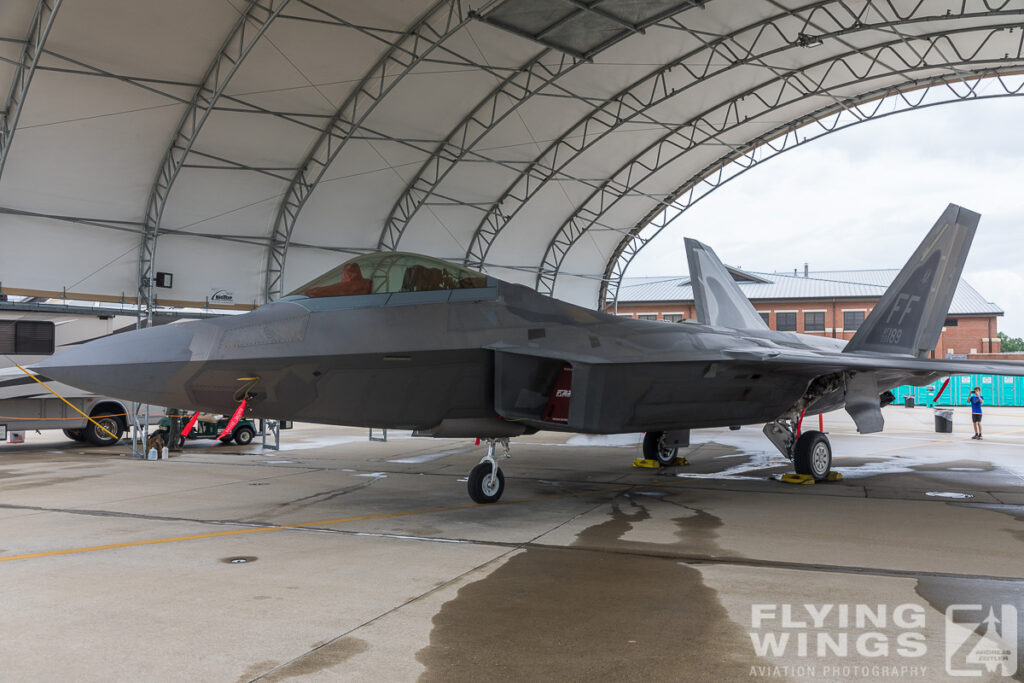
[84,413,124,447]
[63,428,85,442]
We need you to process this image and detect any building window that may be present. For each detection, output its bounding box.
[758,312,770,325]
[776,312,797,331]
[804,311,825,332]
[844,310,865,331]
[636,314,658,321]
[662,313,684,323]
[944,317,958,327]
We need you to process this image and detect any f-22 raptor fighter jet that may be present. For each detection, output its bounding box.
[38,204,1024,503]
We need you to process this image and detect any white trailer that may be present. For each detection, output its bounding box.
[0,306,192,445]
[0,368,143,445]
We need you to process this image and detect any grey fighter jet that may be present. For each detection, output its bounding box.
[37,204,1024,503]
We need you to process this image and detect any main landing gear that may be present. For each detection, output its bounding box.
[763,418,832,481]
[468,438,510,503]
[642,431,679,466]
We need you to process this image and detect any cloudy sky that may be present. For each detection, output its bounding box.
[628,96,1024,337]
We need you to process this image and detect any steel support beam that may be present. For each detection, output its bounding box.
[375,48,582,252]
[0,0,62,183]
[263,0,507,302]
[377,1,715,256]
[533,22,1024,296]
[138,0,291,323]
[464,0,1024,270]
[599,68,1024,308]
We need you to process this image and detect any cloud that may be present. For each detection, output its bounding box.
[628,98,1024,335]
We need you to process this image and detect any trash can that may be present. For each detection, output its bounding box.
[934,409,953,433]
[904,396,915,408]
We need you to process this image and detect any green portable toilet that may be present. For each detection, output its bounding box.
[1008,376,1024,407]
[934,378,953,406]
[980,374,995,406]
[954,375,974,405]
[998,375,1014,406]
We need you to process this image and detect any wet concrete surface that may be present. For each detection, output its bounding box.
[1,406,1023,681]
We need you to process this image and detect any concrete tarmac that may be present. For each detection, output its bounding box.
[1,406,1023,682]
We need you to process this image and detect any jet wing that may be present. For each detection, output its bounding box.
[719,349,1024,378]
[492,343,1024,378]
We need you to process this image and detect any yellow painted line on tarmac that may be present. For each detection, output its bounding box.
[0,504,481,563]
[0,482,652,564]
[12,423,1024,564]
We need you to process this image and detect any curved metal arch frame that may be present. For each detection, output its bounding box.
[376,1,709,255]
[598,68,1024,308]
[138,0,291,320]
[0,0,63,183]
[462,0,1024,270]
[375,46,578,251]
[263,0,505,302]
[534,21,1024,295]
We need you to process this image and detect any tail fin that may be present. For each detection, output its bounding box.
[684,238,769,330]
[844,203,979,357]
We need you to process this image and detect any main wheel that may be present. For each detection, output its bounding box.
[63,428,85,442]
[84,413,124,447]
[233,425,255,445]
[467,462,505,504]
[643,431,678,466]
[793,430,832,481]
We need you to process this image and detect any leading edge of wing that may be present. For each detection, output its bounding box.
[487,344,1024,377]
[731,350,1024,378]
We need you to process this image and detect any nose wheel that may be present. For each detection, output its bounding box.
[468,438,510,503]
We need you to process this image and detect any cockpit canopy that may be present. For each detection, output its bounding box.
[289,252,489,299]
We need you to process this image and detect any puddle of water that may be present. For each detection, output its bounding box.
[387,448,469,464]
[925,491,975,499]
[563,433,643,447]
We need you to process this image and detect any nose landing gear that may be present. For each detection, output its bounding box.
[468,437,510,503]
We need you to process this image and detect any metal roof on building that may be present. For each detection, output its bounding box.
[617,269,1004,316]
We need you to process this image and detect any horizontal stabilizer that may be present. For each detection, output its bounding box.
[685,238,769,331]
[844,204,979,357]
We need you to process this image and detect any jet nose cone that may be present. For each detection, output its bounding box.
[35,323,197,404]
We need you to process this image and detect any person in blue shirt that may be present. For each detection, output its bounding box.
[969,387,983,439]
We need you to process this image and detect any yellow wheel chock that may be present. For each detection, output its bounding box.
[779,473,816,485]
[778,471,843,485]
[632,456,689,469]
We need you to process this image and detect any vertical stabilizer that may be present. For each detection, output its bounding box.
[684,238,769,330]
[844,204,979,357]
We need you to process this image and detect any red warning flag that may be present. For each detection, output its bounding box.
[181,411,201,437]
[216,400,247,440]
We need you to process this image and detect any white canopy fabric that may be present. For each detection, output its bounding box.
[2,0,1023,310]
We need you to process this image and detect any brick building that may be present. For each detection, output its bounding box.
[609,267,1002,358]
